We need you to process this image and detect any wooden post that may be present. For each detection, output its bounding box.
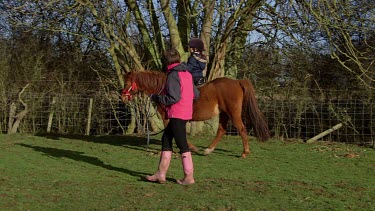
[8,102,16,133]
[86,98,93,135]
[47,97,56,133]
[306,123,343,143]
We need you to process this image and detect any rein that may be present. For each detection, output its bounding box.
[122,82,165,148]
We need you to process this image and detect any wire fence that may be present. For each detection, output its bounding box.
[1,90,374,147]
[258,98,373,145]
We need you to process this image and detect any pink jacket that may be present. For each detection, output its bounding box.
[157,63,200,120]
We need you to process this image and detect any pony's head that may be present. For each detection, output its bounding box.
[121,70,167,103]
[121,72,138,103]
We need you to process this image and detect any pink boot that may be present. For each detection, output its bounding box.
[146,151,172,184]
[177,152,195,185]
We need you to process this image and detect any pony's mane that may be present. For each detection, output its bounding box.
[133,71,166,93]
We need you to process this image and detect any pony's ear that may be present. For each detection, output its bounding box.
[123,71,136,86]
[123,71,133,79]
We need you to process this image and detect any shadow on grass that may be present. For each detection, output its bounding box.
[17,143,149,180]
[191,145,241,158]
[36,133,240,157]
[36,133,162,152]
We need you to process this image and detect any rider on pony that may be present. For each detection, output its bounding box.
[187,38,207,86]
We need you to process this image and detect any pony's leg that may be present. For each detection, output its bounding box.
[204,113,229,155]
[231,115,250,158]
[188,140,199,153]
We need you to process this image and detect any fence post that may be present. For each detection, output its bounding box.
[86,98,94,135]
[306,123,343,143]
[47,97,56,133]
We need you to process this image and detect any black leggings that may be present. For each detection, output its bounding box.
[161,118,190,153]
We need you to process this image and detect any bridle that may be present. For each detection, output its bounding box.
[121,82,138,101]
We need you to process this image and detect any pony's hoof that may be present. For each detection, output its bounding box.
[203,148,214,155]
[176,179,195,185]
[190,146,200,153]
[241,150,250,158]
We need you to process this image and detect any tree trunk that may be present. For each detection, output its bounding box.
[148,104,164,132]
[126,0,162,69]
[209,42,228,80]
[7,84,29,134]
[201,0,215,77]
[160,0,184,53]
[126,104,136,134]
[8,109,28,134]
[190,121,204,136]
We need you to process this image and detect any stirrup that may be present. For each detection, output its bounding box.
[196,77,206,86]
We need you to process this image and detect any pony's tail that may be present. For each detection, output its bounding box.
[239,79,271,141]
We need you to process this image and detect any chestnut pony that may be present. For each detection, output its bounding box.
[121,71,270,158]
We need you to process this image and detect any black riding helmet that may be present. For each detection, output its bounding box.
[188,38,205,51]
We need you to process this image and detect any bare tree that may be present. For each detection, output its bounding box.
[249,0,375,89]
[2,0,267,82]
[304,0,375,89]
[3,0,373,136]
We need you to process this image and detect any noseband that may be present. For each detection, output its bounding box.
[122,82,138,101]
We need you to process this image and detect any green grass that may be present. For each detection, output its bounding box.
[0,133,374,210]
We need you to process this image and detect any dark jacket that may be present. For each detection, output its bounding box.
[187,53,207,78]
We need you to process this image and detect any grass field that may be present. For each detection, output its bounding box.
[0,133,374,210]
